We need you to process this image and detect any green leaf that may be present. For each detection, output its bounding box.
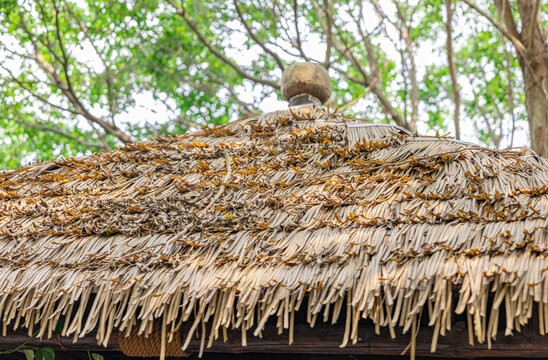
[23,349,35,360]
[91,353,104,360]
[35,347,55,360]
[54,316,65,335]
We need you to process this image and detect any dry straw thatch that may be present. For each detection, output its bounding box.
[1,105,548,358]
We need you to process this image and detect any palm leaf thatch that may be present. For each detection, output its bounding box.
[1,105,547,358]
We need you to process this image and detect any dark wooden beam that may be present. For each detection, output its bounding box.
[1,320,547,358]
[0,331,121,352]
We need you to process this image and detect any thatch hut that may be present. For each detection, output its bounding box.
[1,63,548,359]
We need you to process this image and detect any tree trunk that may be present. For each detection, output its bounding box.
[525,73,548,156]
[517,0,548,156]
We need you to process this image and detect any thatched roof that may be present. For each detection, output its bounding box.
[1,105,547,358]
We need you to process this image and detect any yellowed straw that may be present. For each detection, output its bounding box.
[0,105,547,357]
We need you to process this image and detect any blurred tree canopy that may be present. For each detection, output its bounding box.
[0,0,546,168]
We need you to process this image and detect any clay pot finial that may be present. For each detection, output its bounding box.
[281,62,331,106]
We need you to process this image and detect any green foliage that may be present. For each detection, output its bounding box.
[89,352,104,360]
[24,349,35,360]
[35,347,55,360]
[0,0,535,169]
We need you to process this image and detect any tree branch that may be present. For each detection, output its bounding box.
[63,0,118,120]
[463,53,503,148]
[394,1,419,130]
[336,60,387,113]
[464,0,547,100]
[354,2,379,74]
[168,0,280,89]
[476,65,505,120]
[0,65,80,116]
[527,0,541,52]
[322,0,333,68]
[11,118,107,150]
[494,0,521,40]
[473,97,501,148]
[206,74,259,115]
[52,0,90,121]
[233,0,285,71]
[462,0,525,54]
[504,46,516,146]
[445,0,461,139]
[16,11,132,144]
[311,0,407,129]
[291,0,310,61]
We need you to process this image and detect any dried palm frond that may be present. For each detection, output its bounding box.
[1,105,547,359]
